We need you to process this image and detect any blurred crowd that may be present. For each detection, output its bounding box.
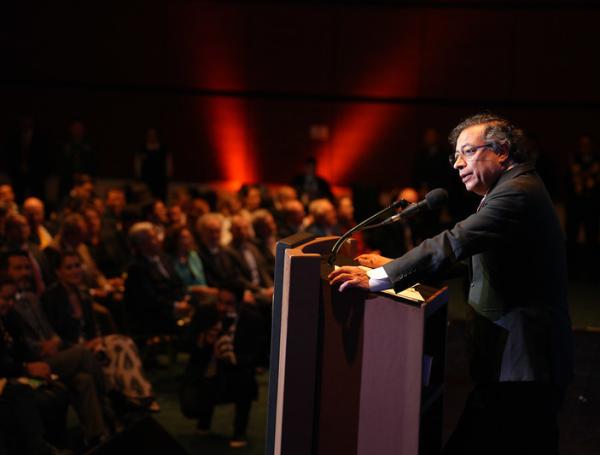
[1,119,599,453]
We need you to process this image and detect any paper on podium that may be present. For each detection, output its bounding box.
[334,265,425,303]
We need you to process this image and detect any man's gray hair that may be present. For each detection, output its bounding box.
[449,113,529,164]
[196,212,224,232]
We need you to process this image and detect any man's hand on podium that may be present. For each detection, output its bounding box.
[354,253,393,269]
[328,266,370,292]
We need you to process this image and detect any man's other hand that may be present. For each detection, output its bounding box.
[354,253,392,269]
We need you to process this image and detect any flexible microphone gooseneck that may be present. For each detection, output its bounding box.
[327,188,448,266]
[327,198,409,266]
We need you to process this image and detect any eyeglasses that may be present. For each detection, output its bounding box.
[449,143,495,166]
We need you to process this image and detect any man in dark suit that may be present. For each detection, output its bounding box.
[228,215,274,301]
[329,114,573,454]
[195,214,247,302]
[1,213,51,296]
[0,273,71,454]
[124,222,188,336]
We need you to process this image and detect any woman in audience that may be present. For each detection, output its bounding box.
[41,250,159,412]
[163,225,219,303]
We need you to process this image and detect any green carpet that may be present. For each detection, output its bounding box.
[150,359,269,454]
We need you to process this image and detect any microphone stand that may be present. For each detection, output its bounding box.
[327,198,409,266]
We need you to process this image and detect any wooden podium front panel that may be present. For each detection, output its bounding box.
[314,283,425,455]
[315,281,366,454]
[357,295,425,455]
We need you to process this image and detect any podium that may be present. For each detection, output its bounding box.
[266,234,448,455]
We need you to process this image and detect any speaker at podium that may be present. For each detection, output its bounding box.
[266,233,448,455]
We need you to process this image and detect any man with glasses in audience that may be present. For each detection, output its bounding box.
[329,113,573,454]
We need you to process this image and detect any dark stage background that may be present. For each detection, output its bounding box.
[3,1,600,191]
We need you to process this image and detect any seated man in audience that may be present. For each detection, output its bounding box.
[1,213,50,296]
[83,206,129,281]
[0,267,110,450]
[0,273,71,455]
[0,184,18,215]
[103,187,127,232]
[124,222,189,337]
[141,199,169,242]
[195,214,246,303]
[167,204,188,229]
[44,213,110,291]
[185,196,211,231]
[22,198,53,250]
[277,199,307,239]
[305,198,342,237]
[228,215,274,304]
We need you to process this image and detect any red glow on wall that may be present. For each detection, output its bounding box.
[316,41,417,184]
[184,5,258,187]
[207,97,258,187]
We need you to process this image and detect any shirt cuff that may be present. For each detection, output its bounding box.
[367,267,392,292]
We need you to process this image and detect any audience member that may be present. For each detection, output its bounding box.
[228,215,274,304]
[305,198,341,237]
[142,199,169,242]
[163,225,219,303]
[0,267,110,449]
[292,157,333,205]
[179,292,266,449]
[45,213,109,291]
[103,188,126,231]
[167,204,188,228]
[124,222,188,336]
[22,197,53,250]
[195,214,246,302]
[0,184,18,214]
[5,115,48,201]
[364,187,421,258]
[60,174,95,215]
[42,251,159,412]
[239,184,264,213]
[134,128,172,201]
[2,213,50,295]
[59,121,96,199]
[83,206,129,280]
[216,192,245,246]
[186,196,211,231]
[0,273,70,454]
[565,134,600,279]
[273,185,298,212]
[277,199,306,239]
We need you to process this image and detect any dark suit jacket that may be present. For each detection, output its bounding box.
[124,253,186,335]
[41,283,98,346]
[197,243,246,300]
[383,163,573,392]
[227,241,274,292]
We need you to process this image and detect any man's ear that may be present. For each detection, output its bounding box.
[497,142,510,164]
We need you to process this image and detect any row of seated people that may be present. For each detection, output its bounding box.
[0,179,368,450]
[0,249,156,454]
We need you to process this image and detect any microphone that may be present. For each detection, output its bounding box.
[327,197,410,266]
[381,188,448,224]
